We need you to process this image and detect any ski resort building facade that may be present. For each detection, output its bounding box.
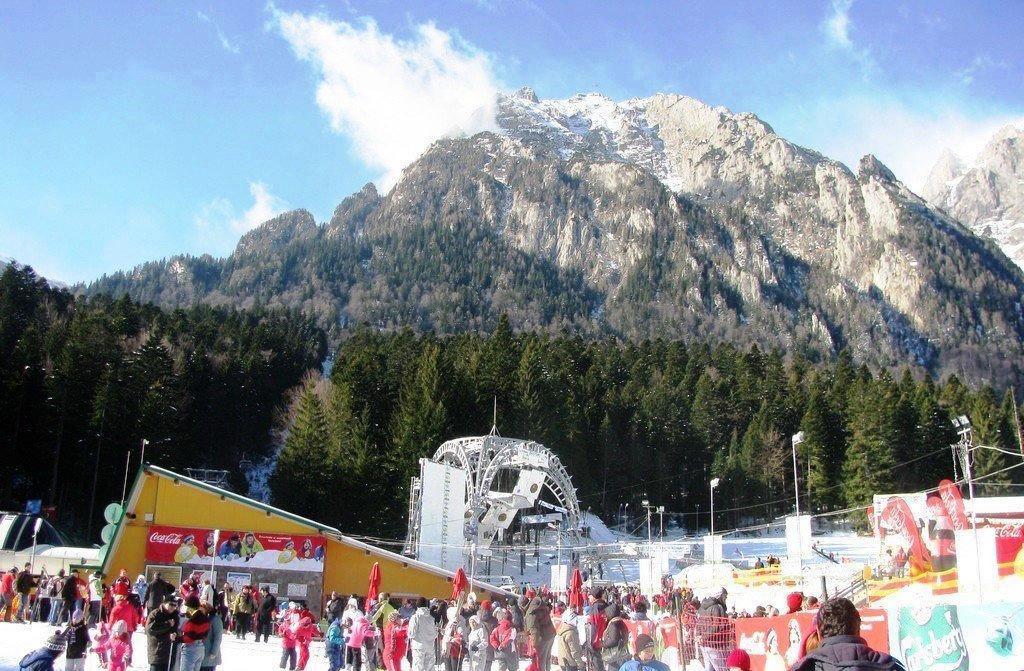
[100,465,501,616]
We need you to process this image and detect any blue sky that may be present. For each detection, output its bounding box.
[2,1,1022,283]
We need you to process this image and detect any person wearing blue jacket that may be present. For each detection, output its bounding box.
[326,617,345,671]
[19,633,66,671]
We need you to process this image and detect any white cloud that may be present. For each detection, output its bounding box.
[268,6,501,188]
[195,182,288,252]
[822,0,873,74]
[792,95,1024,191]
[197,11,240,54]
[823,0,854,50]
[954,55,1007,86]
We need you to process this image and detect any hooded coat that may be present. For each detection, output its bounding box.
[145,607,180,667]
[525,598,556,642]
[789,635,906,671]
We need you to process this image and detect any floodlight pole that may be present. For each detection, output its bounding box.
[791,432,804,517]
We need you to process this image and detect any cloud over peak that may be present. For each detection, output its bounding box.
[269,6,501,188]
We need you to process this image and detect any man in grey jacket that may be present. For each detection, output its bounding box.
[408,597,439,671]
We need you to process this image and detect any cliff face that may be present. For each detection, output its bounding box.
[924,125,1024,270]
[83,92,1024,386]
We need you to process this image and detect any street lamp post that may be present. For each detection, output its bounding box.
[712,477,720,561]
[791,432,805,516]
[642,499,653,544]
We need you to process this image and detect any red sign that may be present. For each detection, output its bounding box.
[734,610,889,671]
[145,525,326,573]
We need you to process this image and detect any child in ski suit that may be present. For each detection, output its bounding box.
[93,621,111,669]
[295,616,319,671]
[326,618,345,671]
[63,609,91,671]
[108,620,131,671]
[18,633,66,671]
[279,616,298,670]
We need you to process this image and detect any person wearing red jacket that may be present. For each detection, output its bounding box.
[294,615,319,671]
[180,596,212,671]
[383,611,408,671]
[108,594,140,665]
[1,568,16,623]
[489,609,519,671]
[278,613,299,670]
[112,569,131,598]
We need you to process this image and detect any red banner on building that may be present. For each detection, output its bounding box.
[734,609,889,671]
[145,525,326,572]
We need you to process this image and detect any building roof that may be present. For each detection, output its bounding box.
[114,464,503,594]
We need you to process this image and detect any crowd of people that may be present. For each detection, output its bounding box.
[4,563,903,671]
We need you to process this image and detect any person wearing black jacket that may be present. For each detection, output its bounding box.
[15,563,36,622]
[63,609,91,671]
[790,599,905,671]
[146,596,181,671]
[326,592,345,624]
[146,574,174,613]
[59,570,81,625]
[256,587,277,643]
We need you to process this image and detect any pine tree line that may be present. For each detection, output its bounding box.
[0,264,325,541]
[271,317,1024,538]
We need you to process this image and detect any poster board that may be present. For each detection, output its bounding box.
[146,526,325,571]
[735,609,889,671]
[144,564,182,587]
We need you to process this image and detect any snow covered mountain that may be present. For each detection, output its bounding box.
[923,125,1024,269]
[85,89,1024,385]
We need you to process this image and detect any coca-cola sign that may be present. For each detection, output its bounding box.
[144,525,326,573]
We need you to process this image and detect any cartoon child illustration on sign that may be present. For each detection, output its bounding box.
[301,538,314,559]
[763,627,786,671]
[218,534,243,560]
[240,532,264,560]
[204,531,216,557]
[174,534,200,563]
[278,539,297,564]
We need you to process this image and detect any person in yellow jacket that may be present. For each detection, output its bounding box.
[174,535,200,563]
[240,533,264,560]
[231,585,257,639]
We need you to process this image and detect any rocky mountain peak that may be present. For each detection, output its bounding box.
[233,209,317,257]
[923,125,1024,269]
[858,154,897,183]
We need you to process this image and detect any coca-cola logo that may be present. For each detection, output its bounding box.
[149,532,184,544]
[995,523,1024,538]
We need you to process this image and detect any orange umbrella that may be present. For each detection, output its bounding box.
[367,562,381,603]
[567,567,583,611]
[451,567,468,600]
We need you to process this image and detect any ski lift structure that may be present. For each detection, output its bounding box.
[404,432,595,576]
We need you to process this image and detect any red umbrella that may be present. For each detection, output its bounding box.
[367,562,381,603]
[451,567,468,600]
[567,567,583,611]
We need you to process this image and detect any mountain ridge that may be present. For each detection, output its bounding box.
[81,90,1024,387]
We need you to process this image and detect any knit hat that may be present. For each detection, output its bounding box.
[185,595,201,609]
[44,633,67,652]
[786,592,804,614]
[480,600,491,611]
[561,610,577,626]
[725,649,751,670]
[111,620,127,637]
[634,634,656,651]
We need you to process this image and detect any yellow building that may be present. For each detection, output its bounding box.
[101,465,500,612]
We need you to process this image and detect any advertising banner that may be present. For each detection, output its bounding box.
[735,610,889,671]
[145,525,326,572]
[887,602,1024,670]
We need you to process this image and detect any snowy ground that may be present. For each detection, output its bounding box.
[0,621,328,671]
